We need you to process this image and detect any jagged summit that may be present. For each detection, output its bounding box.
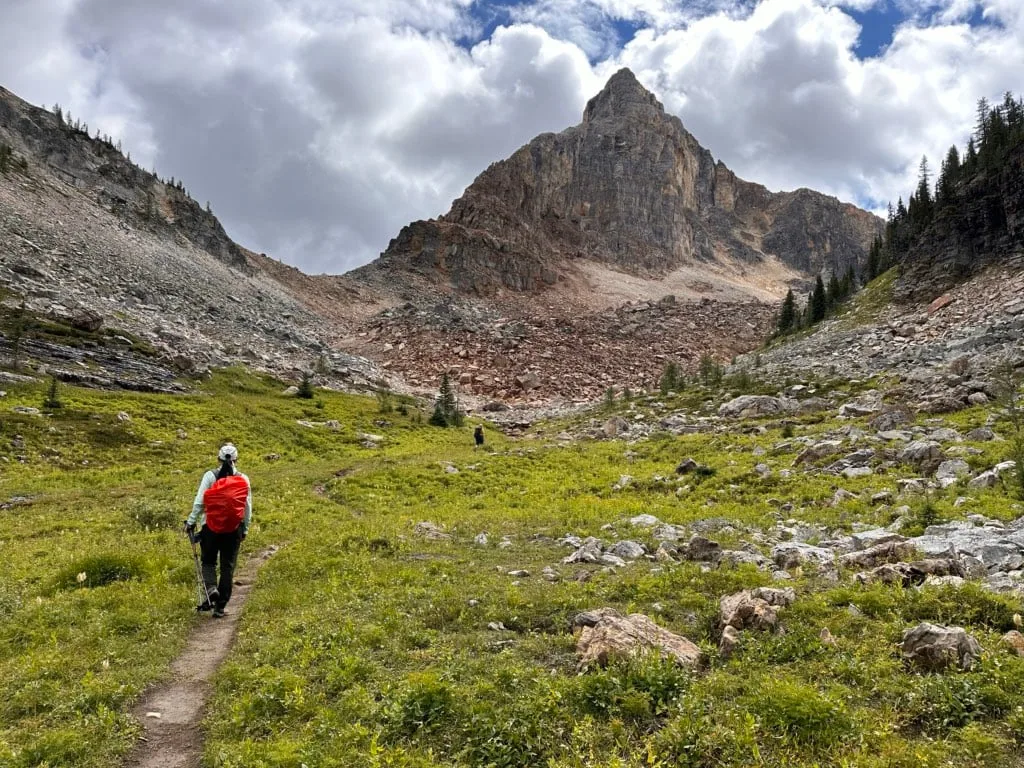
[354,70,882,299]
[583,68,664,123]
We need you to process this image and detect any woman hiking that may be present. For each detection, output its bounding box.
[184,443,252,618]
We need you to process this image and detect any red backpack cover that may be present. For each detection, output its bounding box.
[203,474,249,533]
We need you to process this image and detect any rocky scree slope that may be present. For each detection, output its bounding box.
[353,68,882,298]
[347,294,775,404]
[0,86,382,391]
[732,264,1024,414]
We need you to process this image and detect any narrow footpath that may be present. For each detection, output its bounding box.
[124,546,277,768]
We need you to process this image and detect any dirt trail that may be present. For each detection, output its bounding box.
[124,546,277,768]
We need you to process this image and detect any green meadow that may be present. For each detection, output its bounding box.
[1,370,1023,767]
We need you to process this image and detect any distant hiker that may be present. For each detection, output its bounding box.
[184,443,251,618]
[474,425,485,449]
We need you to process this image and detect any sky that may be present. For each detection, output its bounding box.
[1,0,1021,274]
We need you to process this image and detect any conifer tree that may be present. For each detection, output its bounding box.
[777,289,797,334]
[810,275,827,323]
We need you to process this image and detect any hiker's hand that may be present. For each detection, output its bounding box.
[184,521,196,535]
[239,532,247,542]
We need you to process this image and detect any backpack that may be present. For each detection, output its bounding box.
[203,473,249,533]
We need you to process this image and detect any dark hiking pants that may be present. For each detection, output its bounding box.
[199,526,242,608]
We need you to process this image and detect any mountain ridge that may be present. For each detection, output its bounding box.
[352,68,883,300]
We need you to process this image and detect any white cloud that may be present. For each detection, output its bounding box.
[0,0,1021,272]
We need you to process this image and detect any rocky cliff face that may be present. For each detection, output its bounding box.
[894,143,1024,303]
[0,86,247,272]
[357,69,881,296]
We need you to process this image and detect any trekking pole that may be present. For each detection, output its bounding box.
[184,527,212,611]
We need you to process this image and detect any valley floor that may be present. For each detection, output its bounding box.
[1,370,1023,767]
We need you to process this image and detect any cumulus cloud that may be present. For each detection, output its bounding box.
[0,0,1021,272]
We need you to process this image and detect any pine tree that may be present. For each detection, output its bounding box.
[865,236,881,282]
[297,370,315,399]
[937,145,960,207]
[777,289,797,334]
[810,275,827,323]
[659,361,680,395]
[431,373,462,427]
[826,273,841,308]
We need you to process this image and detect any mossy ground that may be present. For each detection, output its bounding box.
[1,370,1023,767]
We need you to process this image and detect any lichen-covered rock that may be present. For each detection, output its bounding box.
[901,622,982,671]
[575,609,703,669]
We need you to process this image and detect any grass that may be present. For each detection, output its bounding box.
[1,369,1023,767]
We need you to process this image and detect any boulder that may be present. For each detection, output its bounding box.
[603,416,631,437]
[563,536,604,564]
[1002,630,1024,657]
[965,427,996,442]
[870,407,913,432]
[414,521,452,541]
[936,459,971,481]
[719,624,741,657]
[772,542,836,571]
[676,457,700,474]
[718,395,795,419]
[685,535,722,562]
[719,587,795,632]
[839,540,917,569]
[901,622,981,671]
[608,540,646,560]
[795,440,844,465]
[898,440,945,473]
[575,610,703,669]
[855,558,965,586]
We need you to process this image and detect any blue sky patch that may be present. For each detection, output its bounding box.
[847,1,905,58]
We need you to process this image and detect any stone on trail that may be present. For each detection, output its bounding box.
[901,622,982,671]
[630,514,661,527]
[575,609,703,669]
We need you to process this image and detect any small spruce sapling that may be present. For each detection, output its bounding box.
[43,375,62,409]
[603,386,616,412]
[297,371,315,399]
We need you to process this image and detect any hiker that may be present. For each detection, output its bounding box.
[473,424,484,449]
[184,443,251,618]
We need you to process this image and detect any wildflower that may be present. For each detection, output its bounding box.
[77,572,87,584]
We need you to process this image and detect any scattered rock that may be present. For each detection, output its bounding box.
[719,395,795,419]
[1002,630,1024,657]
[901,622,981,671]
[575,609,703,669]
[608,540,646,560]
[414,521,452,541]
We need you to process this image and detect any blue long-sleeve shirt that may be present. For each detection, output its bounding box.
[187,470,252,535]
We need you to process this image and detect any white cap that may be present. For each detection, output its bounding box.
[218,443,238,461]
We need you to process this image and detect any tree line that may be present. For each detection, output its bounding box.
[865,91,1024,282]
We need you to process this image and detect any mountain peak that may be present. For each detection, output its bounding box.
[583,68,663,123]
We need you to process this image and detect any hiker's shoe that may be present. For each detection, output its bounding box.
[197,600,213,612]
[212,606,227,618]
[207,589,220,605]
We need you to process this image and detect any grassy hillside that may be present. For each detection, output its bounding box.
[1,372,1023,767]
